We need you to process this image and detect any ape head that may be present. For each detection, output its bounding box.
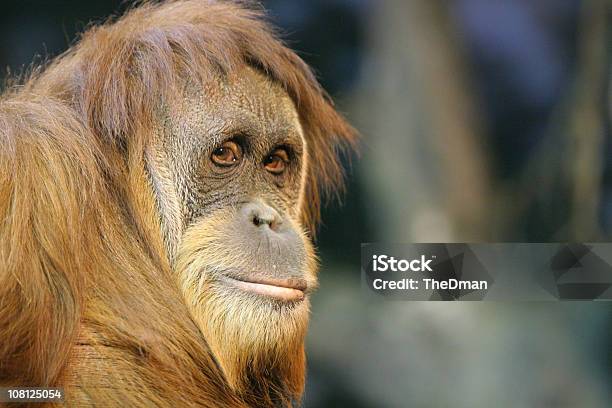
[157,67,319,391]
[0,1,355,406]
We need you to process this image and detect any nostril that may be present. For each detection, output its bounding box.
[243,201,283,232]
[252,215,265,227]
[252,214,280,231]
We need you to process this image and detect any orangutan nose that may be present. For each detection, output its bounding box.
[242,201,284,233]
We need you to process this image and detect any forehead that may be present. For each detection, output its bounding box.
[169,66,303,148]
[207,67,297,120]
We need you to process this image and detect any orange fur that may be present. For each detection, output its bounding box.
[0,1,356,407]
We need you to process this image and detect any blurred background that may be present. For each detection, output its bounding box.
[1,1,610,406]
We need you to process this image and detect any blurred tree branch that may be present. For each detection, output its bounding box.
[510,0,610,241]
[358,0,492,242]
[568,0,609,239]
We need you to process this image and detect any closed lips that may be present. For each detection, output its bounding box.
[222,275,307,302]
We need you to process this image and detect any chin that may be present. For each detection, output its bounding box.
[200,268,315,345]
[189,276,312,392]
[172,210,318,394]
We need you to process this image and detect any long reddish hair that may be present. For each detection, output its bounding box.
[0,1,356,406]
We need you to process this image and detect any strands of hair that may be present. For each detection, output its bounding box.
[0,1,356,407]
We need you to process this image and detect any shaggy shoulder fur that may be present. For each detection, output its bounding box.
[0,1,355,406]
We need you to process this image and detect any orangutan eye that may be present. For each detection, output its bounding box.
[263,148,289,174]
[211,140,242,167]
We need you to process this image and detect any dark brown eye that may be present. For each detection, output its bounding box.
[263,148,289,174]
[211,140,242,167]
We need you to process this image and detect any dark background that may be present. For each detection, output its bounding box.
[1,1,610,406]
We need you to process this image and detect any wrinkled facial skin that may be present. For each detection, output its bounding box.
[145,66,316,389]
